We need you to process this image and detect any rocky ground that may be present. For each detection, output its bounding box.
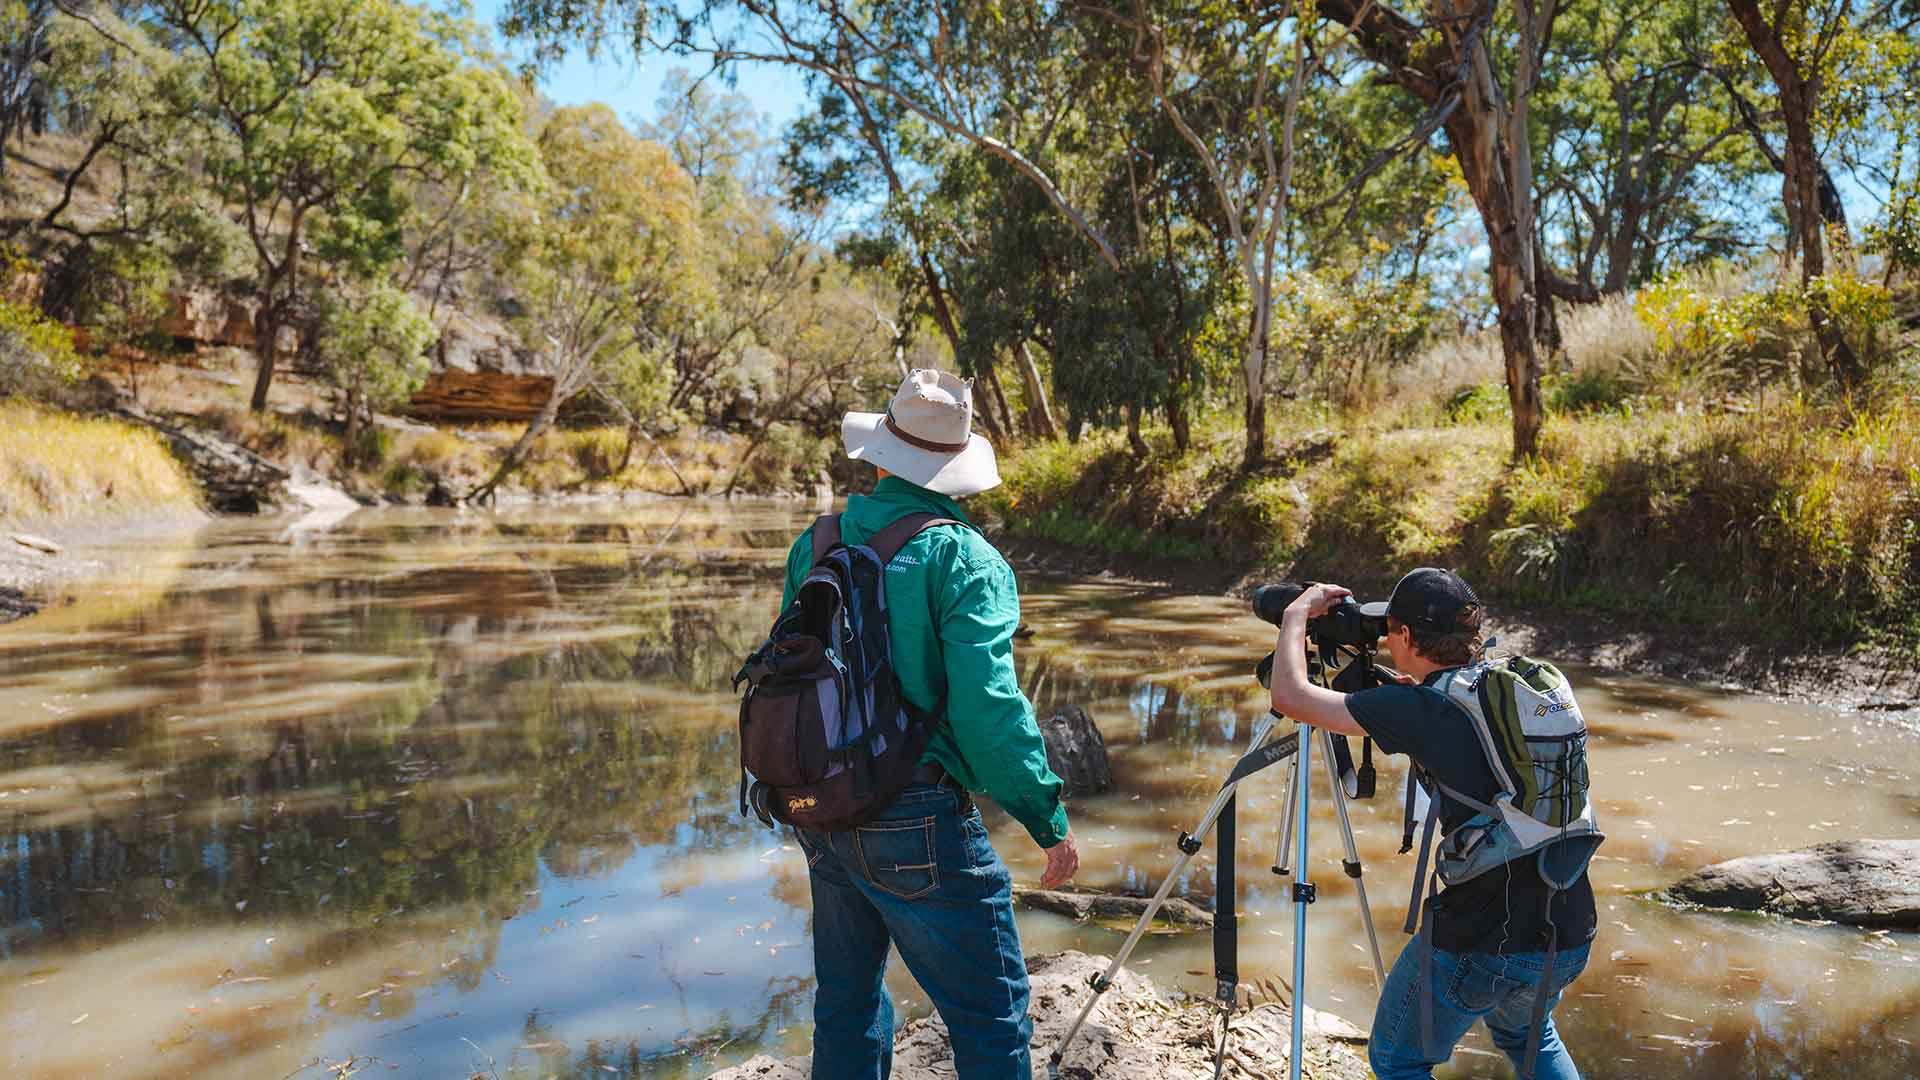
[708,950,1371,1080]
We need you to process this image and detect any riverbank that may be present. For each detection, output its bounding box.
[975,394,1920,703]
[707,950,1371,1080]
[0,400,209,621]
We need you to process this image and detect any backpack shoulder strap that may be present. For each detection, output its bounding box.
[864,513,965,565]
[810,515,843,566]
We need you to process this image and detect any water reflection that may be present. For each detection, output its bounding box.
[0,504,1915,1079]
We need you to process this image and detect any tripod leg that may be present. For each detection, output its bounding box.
[1317,728,1386,990]
[1287,724,1314,1080]
[1273,738,1300,876]
[1047,723,1278,1078]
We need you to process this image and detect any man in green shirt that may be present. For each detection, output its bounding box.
[782,368,1077,1079]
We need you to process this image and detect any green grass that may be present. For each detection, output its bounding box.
[984,389,1920,649]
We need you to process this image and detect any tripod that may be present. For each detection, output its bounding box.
[1047,639,1386,1080]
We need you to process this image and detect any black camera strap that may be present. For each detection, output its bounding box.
[1206,726,1298,1080]
[1214,790,1237,1006]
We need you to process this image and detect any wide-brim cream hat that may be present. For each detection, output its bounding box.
[842,368,1001,497]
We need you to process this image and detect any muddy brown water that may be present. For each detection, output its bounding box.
[1,503,1915,1079]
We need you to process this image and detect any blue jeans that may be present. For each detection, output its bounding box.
[1369,931,1592,1080]
[792,783,1032,1079]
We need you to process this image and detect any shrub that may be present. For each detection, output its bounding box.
[0,250,83,400]
[1444,381,1510,423]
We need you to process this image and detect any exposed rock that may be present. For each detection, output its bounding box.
[0,586,38,624]
[1041,704,1113,796]
[706,949,1370,1080]
[113,402,291,513]
[1014,886,1213,928]
[157,288,299,356]
[434,306,535,375]
[405,369,556,422]
[1667,839,1920,928]
[10,533,62,555]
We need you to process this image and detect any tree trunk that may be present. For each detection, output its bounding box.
[342,377,365,468]
[978,362,1016,442]
[1125,401,1148,458]
[249,238,302,411]
[470,380,565,503]
[1168,394,1191,453]
[1243,332,1268,468]
[1016,341,1060,440]
[1726,0,1864,388]
[616,417,640,475]
[248,304,281,413]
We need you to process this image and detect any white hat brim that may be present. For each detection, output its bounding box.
[842,411,1001,497]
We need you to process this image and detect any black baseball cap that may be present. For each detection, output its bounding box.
[1359,567,1480,632]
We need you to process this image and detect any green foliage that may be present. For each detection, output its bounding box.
[0,251,82,397]
[1445,381,1511,423]
[1635,268,1903,385]
[1268,269,1436,402]
[318,283,437,411]
[68,237,174,352]
[1543,368,1634,415]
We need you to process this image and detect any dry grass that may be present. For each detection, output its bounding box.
[0,400,200,526]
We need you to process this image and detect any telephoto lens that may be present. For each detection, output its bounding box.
[1250,582,1306,625]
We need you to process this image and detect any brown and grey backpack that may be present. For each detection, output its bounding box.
[733,513,963,832]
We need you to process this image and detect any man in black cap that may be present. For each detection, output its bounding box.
[1266,569,1597,1080]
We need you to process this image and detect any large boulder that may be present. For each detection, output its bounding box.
[1040,704,1113,796]
[705,949,1370,1080]
[1667,839,1920,928]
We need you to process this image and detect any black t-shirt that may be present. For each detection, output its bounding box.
[1347,674,1598,955]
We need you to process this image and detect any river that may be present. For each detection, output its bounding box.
[1,502,1915,1079]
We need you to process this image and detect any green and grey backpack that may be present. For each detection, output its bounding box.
[1401,655,1604,1079]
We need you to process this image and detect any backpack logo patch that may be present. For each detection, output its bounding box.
[786,795,818,815]
[1533,699,1576,717]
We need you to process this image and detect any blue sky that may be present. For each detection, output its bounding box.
[466,0,811,137]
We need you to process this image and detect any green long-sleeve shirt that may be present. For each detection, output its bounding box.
[780,476,1070,848]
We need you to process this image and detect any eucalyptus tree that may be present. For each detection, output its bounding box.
[1100,0,1315,465]
[640,71,837,432]
[120,0,534,413]
[0,0,55,178]
[471,104,702,503]
[503,0,1140,442]
[1530,0,1772,299]
[1722,0,1871,383]
[317,282,437,465]
[1318,0,1560,458]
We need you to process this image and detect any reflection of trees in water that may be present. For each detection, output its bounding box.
[502,974,812,1080]
[0,549,787,958]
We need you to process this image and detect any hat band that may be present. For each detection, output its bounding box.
[885,413,969,454]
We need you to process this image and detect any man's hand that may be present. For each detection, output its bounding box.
[1040,829,1079,889]
[1287,582,1353,620]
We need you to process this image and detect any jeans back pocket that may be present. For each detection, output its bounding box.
[853,816,939,900]
[1446,952,1532,1013]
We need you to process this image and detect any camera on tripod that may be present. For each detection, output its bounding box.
[1250,582,1383,799]
[1051,580,1396,1080]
